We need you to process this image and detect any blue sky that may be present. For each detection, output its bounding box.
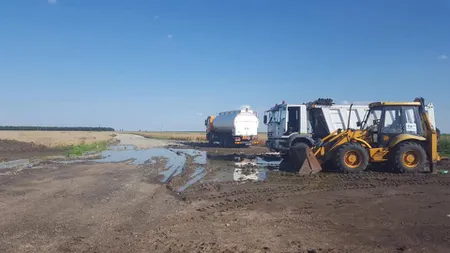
[1,0,449,132]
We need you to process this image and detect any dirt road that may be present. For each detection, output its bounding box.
[1,134,450,253]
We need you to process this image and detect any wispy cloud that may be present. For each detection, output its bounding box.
[195,112,203,116]
[48,0,57,3]
[167,34,173,39]
[438,54,448,60]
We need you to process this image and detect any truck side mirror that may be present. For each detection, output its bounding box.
[263,115,267,124]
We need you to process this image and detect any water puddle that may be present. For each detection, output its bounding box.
[199,156,281,184]
[1,142,281,191]
[87,144,279,189]
[177,167,207,192]
[0,159,31,170]
[60,145,207,184]
[255,157,281,167]
[234,167,267,181]
[189,167,206,179]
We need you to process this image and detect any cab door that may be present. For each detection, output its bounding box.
[377,106,424,147]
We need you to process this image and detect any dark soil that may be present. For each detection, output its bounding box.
[0,139,64,162]
[1,141,450,252]
[0,139,51,152]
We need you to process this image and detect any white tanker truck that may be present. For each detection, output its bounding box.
[205,107,259,147]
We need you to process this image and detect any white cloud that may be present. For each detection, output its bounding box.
[167,34,173,39]
[438,54,448,60]
[340,100,350,105]
[195,112,203,116]
[48,0,57,3]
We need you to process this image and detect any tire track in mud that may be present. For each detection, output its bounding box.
[178,172,450,214]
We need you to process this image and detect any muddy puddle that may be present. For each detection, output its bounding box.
[0,143,281,191]
[58,145,207,184]
[199,157,280,184]
[87,144,281,191]
[0,159,32,170]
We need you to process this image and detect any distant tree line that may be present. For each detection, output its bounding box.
[0,126,115,131]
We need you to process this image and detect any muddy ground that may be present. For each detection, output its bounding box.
[0,139,64,162]
[1,135,450,253]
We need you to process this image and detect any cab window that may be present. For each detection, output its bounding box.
[380,106,423,135]
[382,108,403,134]
[403,107,421,134]
[362,108,382,131]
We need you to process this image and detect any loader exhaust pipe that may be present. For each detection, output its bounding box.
[347,103,353,130]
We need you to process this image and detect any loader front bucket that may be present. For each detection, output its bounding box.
[288,144,322,175]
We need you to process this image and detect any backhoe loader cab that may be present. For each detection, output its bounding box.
[360,102,424,146]
[287,98,441,174]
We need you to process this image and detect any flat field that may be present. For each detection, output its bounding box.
[0,131,116,147]
[1,134,450,252]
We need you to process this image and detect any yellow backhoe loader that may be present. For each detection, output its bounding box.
[286,97,442,174]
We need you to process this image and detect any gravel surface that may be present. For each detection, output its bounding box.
[113,133,177,149]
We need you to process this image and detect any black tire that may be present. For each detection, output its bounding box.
[207,133,214,144]
[291,141,311,149]
[279,157,296,172]
[218,136,225,147]
[334,142,369,173]
[288,142,310,160]
[223,135,233,148]
[392,141,427,173]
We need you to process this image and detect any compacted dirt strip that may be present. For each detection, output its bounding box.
[160,171,450,253]
[1,137,450,253]
[0,139,63,162]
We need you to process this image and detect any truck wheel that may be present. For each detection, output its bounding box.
[206,133,213,144]
[222,136,234,148]
[223,138,230,148]
[392,141,427,173]
[218,136,225,147]
[279,157,296,172]
[335,143,369,173]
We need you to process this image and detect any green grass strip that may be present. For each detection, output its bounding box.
[64,141,109,157]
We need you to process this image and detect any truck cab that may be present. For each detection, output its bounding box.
[263,102,309,152]
[264,99,370,155]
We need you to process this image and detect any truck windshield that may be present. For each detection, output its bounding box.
[272,110,280,123]
[267,107,286,124]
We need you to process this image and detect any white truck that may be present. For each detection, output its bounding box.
[205,107,259,147]
[263,98,438,155]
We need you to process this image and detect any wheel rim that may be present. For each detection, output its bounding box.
[402,151,419,168]
[344,150,362,169]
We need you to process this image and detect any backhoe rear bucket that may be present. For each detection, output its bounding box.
[288,145,322,175]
